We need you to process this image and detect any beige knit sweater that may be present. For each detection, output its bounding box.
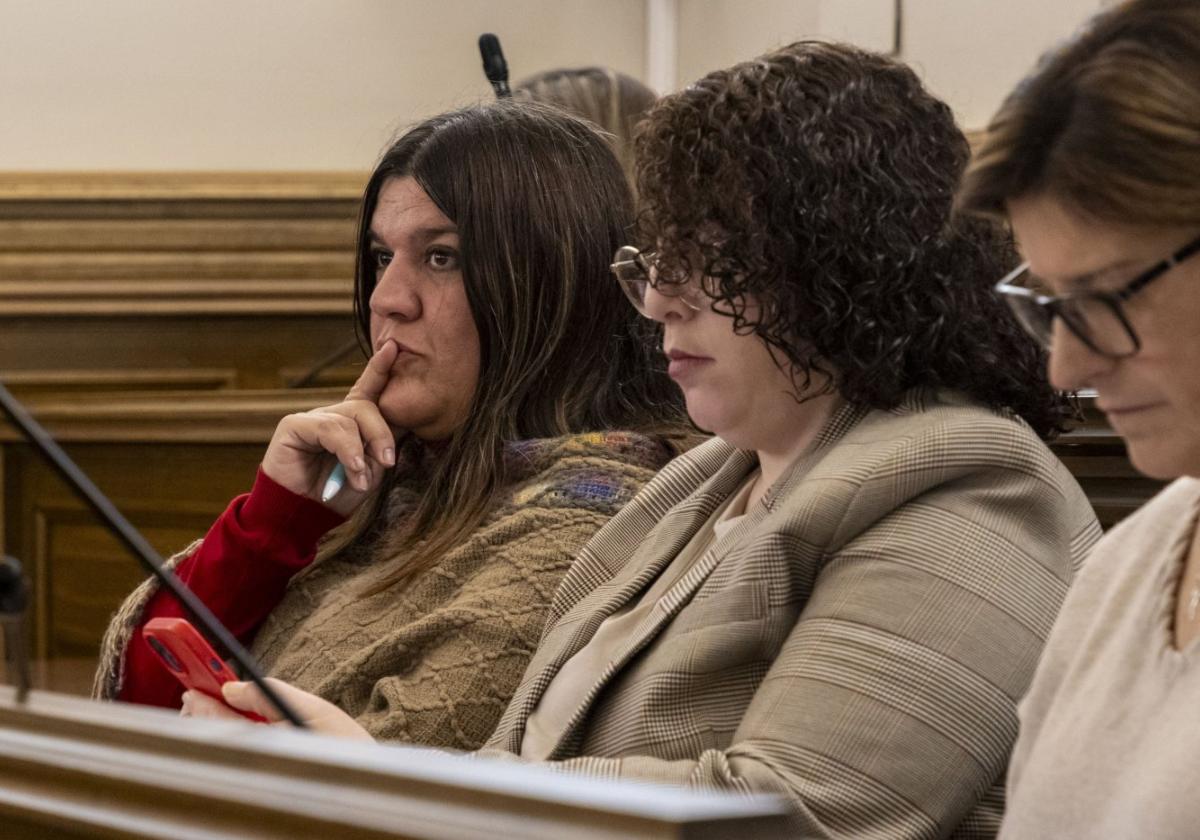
[96,430,679,749]
[999,478,1200,839]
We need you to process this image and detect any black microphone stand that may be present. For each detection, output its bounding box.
[479,33,512,99]
[0,382,306,728]
[287,338,362,389]
[0,557,30,703]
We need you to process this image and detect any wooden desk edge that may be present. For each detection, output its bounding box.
[0,688,792,839]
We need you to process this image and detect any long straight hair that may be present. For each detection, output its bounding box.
[330,101,682,593]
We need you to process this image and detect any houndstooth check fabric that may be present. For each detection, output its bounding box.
[484,390,1102,839]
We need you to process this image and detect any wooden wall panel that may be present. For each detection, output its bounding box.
[2,315,360,391]
[0,389,342,666]
[0,172,369,687]
[2,368,239,398]
[2,251,352,281]
[0,171,367,391]
[6,442,264,659]
[0,218,356,252]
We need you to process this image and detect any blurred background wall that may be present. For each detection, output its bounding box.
[2,0,1105,171]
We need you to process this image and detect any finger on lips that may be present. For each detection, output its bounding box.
[346,339,399,405]
[331,351,399,471]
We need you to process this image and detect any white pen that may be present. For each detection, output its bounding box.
[320,463,347,503]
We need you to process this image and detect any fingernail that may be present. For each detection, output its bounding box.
[353,455,365,471]
[383,448,395,466]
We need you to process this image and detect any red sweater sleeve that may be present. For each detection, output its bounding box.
[119,468,347,708]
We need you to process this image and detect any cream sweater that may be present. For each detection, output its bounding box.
[1001,478,1200,839]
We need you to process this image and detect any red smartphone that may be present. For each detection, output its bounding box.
[142,617,267,723]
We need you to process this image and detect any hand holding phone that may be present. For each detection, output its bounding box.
[142,618,267,723]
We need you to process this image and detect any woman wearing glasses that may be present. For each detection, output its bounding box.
[958,2,1200,836]
[195,42,1099,837]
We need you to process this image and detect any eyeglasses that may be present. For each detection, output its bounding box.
[610,245,706,315]
[995,233,1200,359]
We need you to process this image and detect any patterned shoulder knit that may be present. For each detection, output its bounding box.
[98,429,686,750]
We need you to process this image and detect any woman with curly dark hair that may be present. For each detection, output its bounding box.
[193,42,1100,838]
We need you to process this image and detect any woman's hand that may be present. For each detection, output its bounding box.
[180,678,375,741]
[262,340,400,516]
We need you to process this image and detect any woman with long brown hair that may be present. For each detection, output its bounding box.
[95,99,689,749]
[958,1,1200,836]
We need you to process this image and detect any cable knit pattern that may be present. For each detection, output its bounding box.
[249,431,677,748]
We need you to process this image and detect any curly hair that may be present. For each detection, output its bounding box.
[634,40,1071,439]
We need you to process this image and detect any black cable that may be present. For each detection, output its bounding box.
[0,382,306,728]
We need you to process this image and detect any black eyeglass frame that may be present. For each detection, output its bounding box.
[994,232,1200,359]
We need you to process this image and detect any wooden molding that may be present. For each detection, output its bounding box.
[0,277,353,316]
[0,171,369,201]
[0,688,792,839]
[0,388,345,443]
[29,502,222,658]
[0,218,357,251]
[0,369,239,396]
[0,170,360,319]
[0,251,353,281]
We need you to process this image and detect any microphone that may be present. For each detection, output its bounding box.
[479,33,511,98]
[0,557,27,615]
[0,383,307,728]
[0,556,29,703]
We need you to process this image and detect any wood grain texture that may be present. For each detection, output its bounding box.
[0,171,367,201]
[2,316,361,390]
[0,687,793,839]
[0,170,364,387]
[2,369,240,398]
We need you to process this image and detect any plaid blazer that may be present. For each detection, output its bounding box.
[484,390,1101,839]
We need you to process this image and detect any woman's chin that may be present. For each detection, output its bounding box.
[1127,438,1200,481]
[377,402,431,437]
[378,398,467,443]
[683,401,734,439]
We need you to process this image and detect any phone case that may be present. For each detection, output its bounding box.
[142,617,267,722]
